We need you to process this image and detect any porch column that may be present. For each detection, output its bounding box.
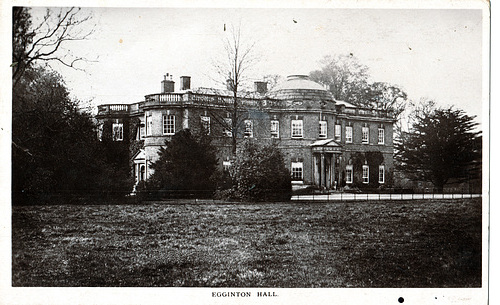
[314,154,320,186]
[320,153,325,188]
[331,154,336,189]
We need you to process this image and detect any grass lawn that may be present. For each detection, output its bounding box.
[12,198,482,287]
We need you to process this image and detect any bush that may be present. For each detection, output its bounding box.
[216,141,292,202]
[145,129,219,199]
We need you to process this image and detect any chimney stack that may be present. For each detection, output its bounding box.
[226,78,234,91]
[254,81,268,94]
[161,73,175,93]
[180,76,191,90]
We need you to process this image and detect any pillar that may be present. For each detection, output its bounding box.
[321,153,325,188]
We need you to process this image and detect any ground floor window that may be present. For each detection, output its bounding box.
[363,165,369,184]
[244,120,253,138]
[201,116,210,134]
[139,165,145,181]
[223,160,231,171]
[291,161,303,181]
[346,165,353,184]
[378,165,385,184]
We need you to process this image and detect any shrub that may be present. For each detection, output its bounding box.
[216,141,291,202]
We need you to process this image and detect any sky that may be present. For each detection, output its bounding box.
[27,5,487,125]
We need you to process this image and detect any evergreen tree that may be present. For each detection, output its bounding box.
[148,129,219,196]
[396,104,482,192]
[12,67,135,204]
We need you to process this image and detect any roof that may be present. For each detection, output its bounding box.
[273,75,327,91]
[310,139,342,147]
[334,100,357,108]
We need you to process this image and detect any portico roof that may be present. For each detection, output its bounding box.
[310,139,342,147]
[310,139,343,153]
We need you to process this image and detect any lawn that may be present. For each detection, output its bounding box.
[12,198,482,287]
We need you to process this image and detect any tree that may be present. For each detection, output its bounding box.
[309,55,409,116]
[12,67,134,204]
[12,8,132,204]
[309,54,370,105]
[12,7,94,86]
[211,24,258,155]
[147,129,219,196]
[396,103,482,192]
[217,141,291,202]
[365,82,408,118]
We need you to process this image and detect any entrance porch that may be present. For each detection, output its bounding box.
[310,139,342,190]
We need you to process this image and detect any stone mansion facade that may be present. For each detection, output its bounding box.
[96,74,395,190]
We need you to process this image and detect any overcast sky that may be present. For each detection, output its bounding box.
[29,6,486,125]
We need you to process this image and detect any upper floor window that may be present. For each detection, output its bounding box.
[271,120,279,138]
[139,125,145,139]
[291,120,303,138]
[291,161,303,181]
[244,120,253,138]
[201,116,210,134]
[97,124,103,141]
[146,114,153,136]
[319,121,327,138]
[346,165,353,184]
[378,128,385,145]
[362,165,369,184]
[362,126,369,144]
[346,126,353,143]
[334,124,341,142]
[378,165,385,184]
[112,123,123,141]
[163,114,175,135]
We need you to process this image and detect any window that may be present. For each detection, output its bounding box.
[271,120,279,138]
[201,116,210,134]
[112,123,123,141]
[346,165,353,184]
[378,165,385,184]
[146,114,152,136]
[291,120,303,138]
[97,124,103,141]
[291,162,303,181]
[334,124,341,141]
[362,126,369,144]
[363,165,369,184]
[346,126,353,143]
[224,118,232,137]
[163,114,175,135]
[223,160,231,171]
[139,165,145,181]
[244,120,253,138]
[140,125,145,139]
[319,121,327,138]
[244,120,253,137]
[378,128,385,144]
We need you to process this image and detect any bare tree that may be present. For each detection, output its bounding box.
[210,24,259,155]
[12,7,95,87]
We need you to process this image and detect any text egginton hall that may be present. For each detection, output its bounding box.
[96,74,395,190]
